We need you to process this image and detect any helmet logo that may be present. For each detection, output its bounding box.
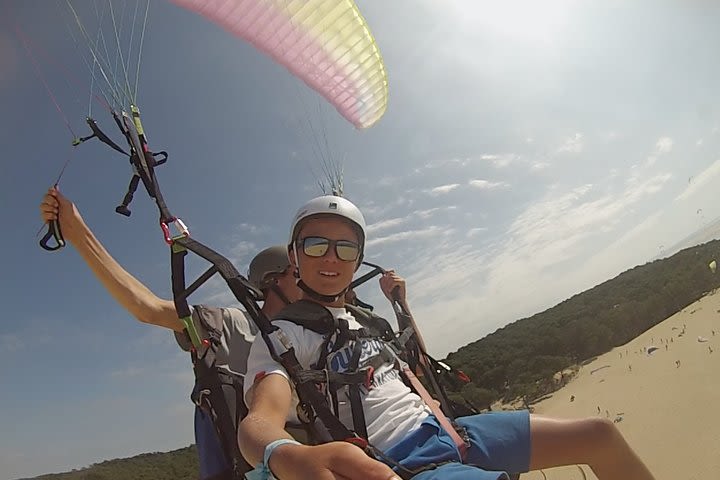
[328,202,338,210]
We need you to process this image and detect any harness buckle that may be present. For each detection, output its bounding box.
[266,328,294,358]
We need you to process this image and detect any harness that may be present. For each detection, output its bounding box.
[272,301,471,470]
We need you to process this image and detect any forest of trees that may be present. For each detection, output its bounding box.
[443,239,720,407]
[18,240,720,480]
[20,446,199,480]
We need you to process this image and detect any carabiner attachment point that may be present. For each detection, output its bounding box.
[161,218,189,245]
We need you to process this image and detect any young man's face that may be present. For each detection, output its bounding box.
[292,217,360,297]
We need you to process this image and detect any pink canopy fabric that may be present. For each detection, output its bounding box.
[171,0,388,129]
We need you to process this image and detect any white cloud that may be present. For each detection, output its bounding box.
[655,136,674,154]
[229,240,257,264]
[397,173,673,356]
[602,131,619,142]
[366,226,445,247]
[481,153,517,168]
[413,207,442,219]
[235,223,268,236]
[468,179,508,190]
[0,334,23,353]
[466,227,488,237]
[367,217,408,235]
[531,161,550,171]
[429,183,460,195]
[557,133,584,153]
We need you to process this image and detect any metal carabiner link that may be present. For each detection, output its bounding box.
[161,217,189,245]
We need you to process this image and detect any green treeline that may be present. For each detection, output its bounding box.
[443,240,720,407]
[19,446,199,480]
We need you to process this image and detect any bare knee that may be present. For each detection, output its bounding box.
[579,417,624,463]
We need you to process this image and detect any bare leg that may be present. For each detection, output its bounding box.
[528,415,655,480]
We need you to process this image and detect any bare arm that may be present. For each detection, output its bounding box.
[379,270,427,353]
[40,187,182,332]
[238,373,296,466]
[240,374,400,480]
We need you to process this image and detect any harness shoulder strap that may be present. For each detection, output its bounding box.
[272,300,336,335]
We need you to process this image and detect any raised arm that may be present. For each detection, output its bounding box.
[39,187,182,332]
[379,269,426,352]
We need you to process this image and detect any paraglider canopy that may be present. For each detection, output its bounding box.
[170,0,389,129]
[646,346,659,355]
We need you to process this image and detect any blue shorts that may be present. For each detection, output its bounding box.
[383,411,531,479]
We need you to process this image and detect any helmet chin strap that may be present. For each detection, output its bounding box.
[296,279,347,304]
[269,283,291,306]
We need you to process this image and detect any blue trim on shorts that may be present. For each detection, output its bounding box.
[383,411,531,479]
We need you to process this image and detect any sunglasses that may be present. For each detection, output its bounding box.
[298,236,361,262]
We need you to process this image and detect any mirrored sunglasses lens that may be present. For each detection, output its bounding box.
[336,242,359,261]
[303,237,330,257]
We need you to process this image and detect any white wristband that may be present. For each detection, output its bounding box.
[246,438,302,480]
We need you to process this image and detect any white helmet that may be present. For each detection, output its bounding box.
[289,195,367,249]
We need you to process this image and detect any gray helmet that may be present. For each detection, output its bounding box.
[247,246,291,290]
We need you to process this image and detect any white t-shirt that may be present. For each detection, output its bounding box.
[244,307,430,450]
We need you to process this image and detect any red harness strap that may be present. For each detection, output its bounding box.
[402,365,469,460]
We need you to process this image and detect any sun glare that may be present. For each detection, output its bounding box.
[460,0,576,46]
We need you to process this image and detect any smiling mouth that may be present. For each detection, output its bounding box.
[319,271,339,277]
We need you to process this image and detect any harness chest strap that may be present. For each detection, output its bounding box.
[402,364,469,460]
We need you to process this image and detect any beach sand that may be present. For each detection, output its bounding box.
[519,290,720,480]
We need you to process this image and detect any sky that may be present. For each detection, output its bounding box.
[2,0,720,478]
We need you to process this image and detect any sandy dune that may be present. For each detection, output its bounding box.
[519,291,720,480]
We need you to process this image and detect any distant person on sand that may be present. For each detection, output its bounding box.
[709,347,714,354]
[628,365,632,372]
[675,360,681,368]
[597,406,601,415]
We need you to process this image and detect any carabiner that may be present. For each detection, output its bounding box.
[160,217,189,245]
